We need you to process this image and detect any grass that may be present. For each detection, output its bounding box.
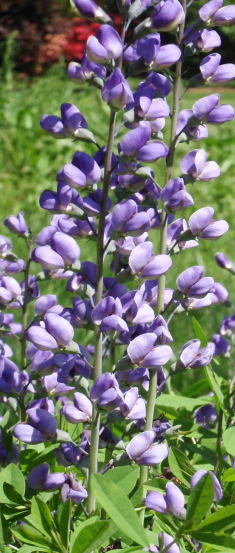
[1,62,235,386]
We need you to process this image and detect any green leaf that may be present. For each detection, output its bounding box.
[71,519,117,553]
[192,317,207,347]
[223,467,235,482]
[70,517,99,552]
[58,498,72,550]
[18,547,50,553]
[204,366,227,415]
[168,447,195,487]
[0,505,4,553]
[196,504,235,533]
[186,472,214,522]
[223,426,235,457]
[3,483,26,506]
[31,497,57,539]
[91,474,149,548]
[12,525,60,552]
[156,395,213,411]
[104,466,139,495]
[0,464,25,503]
[191,532,235,551]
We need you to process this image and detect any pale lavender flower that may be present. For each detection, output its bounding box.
[126,430,169,465]
[180,149,220,182]
[127,333,173,368]
[90,373,124,411]
[145,482,185,516]
[101,68,134,111]
[189,207,229,239]
[129,242,172,279]
[4,212,27,235]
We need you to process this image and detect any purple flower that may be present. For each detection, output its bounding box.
[215,252,235,272]
[13,408,57,443]
[101,68,134,111]
[195,403,217,425]
[88,25,123,62]
[180,149,220,182]
[92,296,128,334]
[61,392,92,423]
[127,333,173,368]
[150,0,184,32]
[158,533,180,553]
[61,475,88,504]
[40,103,87,139]
[70,0,110,23]
[126,430,169,465]
[176,266,214,298]
[152,44,181,70]
[190,470,222,501]
[62,151,101,188]
[129,242,172,280]
[179,339,214,369]
[121,287,154,325]
[145,482,185,516]
[199,0,235,26]
[211,334,230,356]
[199,54,235,84]
[199,0,223,23]
[90,373,124,411]
[4,212,27,235]
[184,28,221,54]
[192,94,234,125]
[119,124,169,162]
[121,387,146,420]
[160,178,194,212]
[189,207,229,240]
[112,199,150,237]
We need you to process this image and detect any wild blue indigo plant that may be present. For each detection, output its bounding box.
[1,0,235,551]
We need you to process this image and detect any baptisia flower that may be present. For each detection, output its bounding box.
[128,242,172,280]
[191,94,234,125]
[180,149,220,182]
[178,339,214,369]
[145,482,185,516]
[160,178,194,212]
[13,408,57,444]
[61,151,101,189]
[61,392,92,424]
[67,53,107,86]
[176,266,215,299]
[26,313,74,351]
[61,474,88,504]
[90,373,124,411]
[101,69,134,111]
[40,103,87,139]
[148,0,184,32]
[189,207,229,240]
[209,334,230,356]
[127,333,173,368]
[27,462,67,491]
[42,373,74,396]
[111,199,150,238]
[184,28,221,54]
[198,53,235,85]
[0,276,22,306]
[215,252,235,273]
[33,231,80,271]
[199,0,235,27]
[4,212,27,235]
[121,286,155,325]
[119,124,169,162]
[195,403,217,425]
[70,0,111,23]
[126,430,169,465]
[120,387,146,420]
[86,25,123,63]
[125,85,170,128]
[190,470,222,501]
[0,356,24,394]
[92,296,128,334]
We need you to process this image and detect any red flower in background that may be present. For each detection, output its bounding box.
[65,15,122,62]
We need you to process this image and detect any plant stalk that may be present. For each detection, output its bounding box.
[139,0,187,523]
[87,109,116,513]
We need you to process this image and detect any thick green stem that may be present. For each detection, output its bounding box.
[139,0,187,523]
[87,110,116,513]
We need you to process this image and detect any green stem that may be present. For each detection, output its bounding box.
[139,0,187,523]
[87,110,116,514]
[214,408,223,476]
